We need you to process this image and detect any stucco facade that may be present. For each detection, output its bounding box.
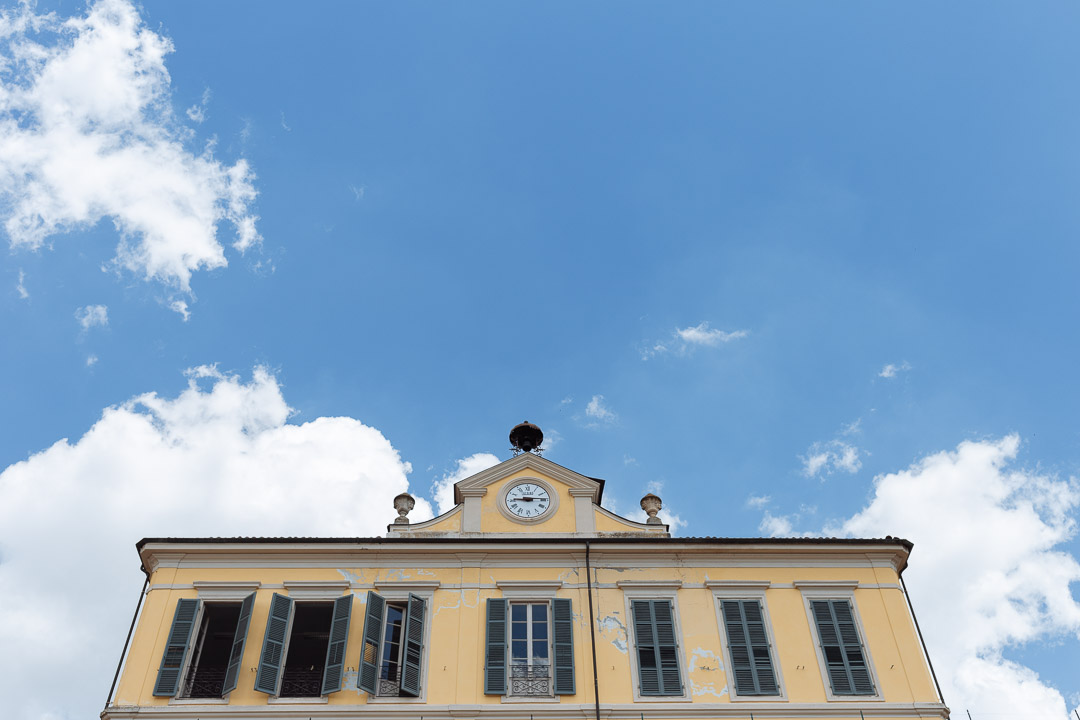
[103,451,948,720]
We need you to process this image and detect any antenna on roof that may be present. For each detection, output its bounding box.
[510,421,543,456]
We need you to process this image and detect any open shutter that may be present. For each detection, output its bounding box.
[721,599,778,696]
[811,599,875,696]
[153,598,201,696]
[222,593,255,695]
[551,598,575,694]
[254,593,293,695]
[484,598,507,694]
[358,591,385,694]
[632,599,682,696]
[399,593,426,697]
[321,594,353,695]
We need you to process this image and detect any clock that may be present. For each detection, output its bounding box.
[505,482,552,519]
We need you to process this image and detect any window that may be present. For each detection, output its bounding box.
[718,599,780,697]
[358,591,427,698]
[181,603,241,697]
[253,593,353,698]
[152,594,255,699]
[510,602,551,696]
[484,597,575,697]
[809,598,875,696]
[630,599,683,697]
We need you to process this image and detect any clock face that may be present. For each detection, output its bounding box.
[505,482,551,519]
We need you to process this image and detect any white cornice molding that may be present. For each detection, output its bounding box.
[458,488,488,497]
[373,580,441,591]
[282,580,350,599]
[704,579,772,589]
[389,504,463,534]
[192,581,260,600]
[593,505,668,534]
[615,580,684,589]
[793,580,860,590]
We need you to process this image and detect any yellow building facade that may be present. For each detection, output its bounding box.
[103,445,948,720]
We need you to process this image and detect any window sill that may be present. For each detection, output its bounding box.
[632,693,692,703]
[501,695,560,703]
[268,696,328,704]
[366,695,427,703]
[169,698,228,705]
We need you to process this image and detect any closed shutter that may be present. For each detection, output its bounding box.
[551,598,575,695]
[222,593,255,694]
[399,593,426,697]
[254,593,293,695]
[811,599,875,695]
[321,594,353,695]
[720,599,778,696]
[484,598,507,694]
[632,599,683,696]
[153,598,201,697]
[358,591,385,694]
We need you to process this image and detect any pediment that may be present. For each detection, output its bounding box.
[452,453,604,505]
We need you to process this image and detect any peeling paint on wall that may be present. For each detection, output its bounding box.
[434,588,480,616]
[597,613,628,654]
[337,568,366,584]
[687,647,727,699]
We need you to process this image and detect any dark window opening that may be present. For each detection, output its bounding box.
[182,603,241,698]
[378,602,407,696]
[281,603,333,697]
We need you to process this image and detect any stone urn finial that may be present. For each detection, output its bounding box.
[393,492,415,525]
[640,493,663,525]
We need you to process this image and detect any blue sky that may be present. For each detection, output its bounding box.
[1,1,1079,718]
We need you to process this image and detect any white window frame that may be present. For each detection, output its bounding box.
[797,582,883,702]
[710,584,788,701]
[620,583,690,703]
[507,601,554,698]
[365,587,434,704]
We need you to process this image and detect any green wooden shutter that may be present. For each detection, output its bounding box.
[153,598,201,697]
[552,598,575,695]
[254,593,293,695]
[484,598,507,694]
[222,593,255,695]
[399,593,426,697]
[358,591,385,694]
[321,594,353,695]
[721,599,778,696]
[811,599,875,696]
[632,599,682,696]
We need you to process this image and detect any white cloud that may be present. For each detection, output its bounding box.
[642,321,748,359]
[746,494,771,508]
[827,436,1080,719]
[431,452,500,515]
[74,303,108,329]
[185,87,210,123]
[801,439,862,478]
[349,183,365,201]
[758,511,795,537]
[85,353,98,366]
[879,361,912,379]
[676,322,750,346]
[15,268,28,298]
[585,394,616,423]
[169,298,190,321]
[0,0,260,296]
[0,366,432,719]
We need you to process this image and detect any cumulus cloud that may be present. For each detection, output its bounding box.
[0,0,260,297]
[746,494,771,508]
[74,303,108,329]
[585,394,616,423]
[768,435,1080,719]
[431,452,500,515]
[0,366,431,719]
[835,435,1080,719]
[879,361,912,379]
[642,321,748,359]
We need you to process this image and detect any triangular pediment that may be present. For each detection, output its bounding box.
[452,453,604,505]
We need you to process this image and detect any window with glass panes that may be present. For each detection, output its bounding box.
[509,602,551,695]
[378,602,407,696]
